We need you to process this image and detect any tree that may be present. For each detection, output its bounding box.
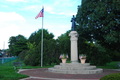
[58,30,71,60]
[23,29,61,66]
[43,39,60,65]
[23,42,40,66]
[76,0,120,61]
[75,0,120,65]
[8,35,28,56]
[77,0,120,45]
[28,29,54,45]
[8,36,16,56]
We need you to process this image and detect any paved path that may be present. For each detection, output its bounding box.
[19,68,120,80]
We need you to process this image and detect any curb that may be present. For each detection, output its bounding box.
[20,76,99,80]
[18,68,120,80]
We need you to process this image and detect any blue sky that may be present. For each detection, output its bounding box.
[0,0,81,49]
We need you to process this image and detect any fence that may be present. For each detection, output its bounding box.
[0,57,17,66]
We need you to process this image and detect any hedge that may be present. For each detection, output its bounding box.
[100,72,120,80]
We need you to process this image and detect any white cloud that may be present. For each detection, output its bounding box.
[22,5,54,14]
[58,12,77,16]
[54,0,73,7]
[1,5,8,8]
[0,24,20,49]
[0,12,26,22]
[21,5,41,12]
[45,5,55,14]
[44,5,76,16]
[0,23,32,49]
[5,0,27,2]
[0,12,26,49]
[20,0,78,16]
[22,5,37,10]
[44,0,78,16]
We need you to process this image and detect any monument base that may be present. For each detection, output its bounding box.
[71,61,79,63]
[48,63,103,74]
[69,31,79,63]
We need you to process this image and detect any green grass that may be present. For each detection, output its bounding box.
[0,59,120,80]
[0,59,55,80]
[0,66,29,80]
[22,65,54,69]
[0,60,28,80]
[97,61,120,69]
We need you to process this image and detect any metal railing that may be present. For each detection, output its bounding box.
[0,57,17,66]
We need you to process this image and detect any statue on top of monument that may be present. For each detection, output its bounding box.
[71,15,76,31]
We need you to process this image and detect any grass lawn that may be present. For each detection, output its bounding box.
[0,66,29,80]
[97,61,120,69]
[0,59,54,80]
[0,59,120,80]
[0,60,29,80]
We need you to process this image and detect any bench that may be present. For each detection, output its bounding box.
[118,62,120,69]
[13,62,22,70]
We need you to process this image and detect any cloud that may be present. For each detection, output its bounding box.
[1,5,8,8]
[21,5,40,11]
[44,0,78,16]
[0,12,26,22]
[24,5,37,10]
[54,0,73,7]
[5,0,27,2]
[0,24,20,49]
[58,12,77,16]
[45,6,55,14]
[44,5,76,16]
[0,23,32,49]
[20,0,78,16]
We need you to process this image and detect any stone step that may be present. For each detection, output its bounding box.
[48,68,103,74]
[54,65,96,70]
[60,63,90,66]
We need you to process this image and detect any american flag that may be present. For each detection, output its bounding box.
[35,8,44,19]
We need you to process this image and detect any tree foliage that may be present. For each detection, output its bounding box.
[76,0,120,62]
[57,30,71,60]
[58,30,70,53]
[8,35,28,56]
[28,29,54,45]
[20,29,61,66]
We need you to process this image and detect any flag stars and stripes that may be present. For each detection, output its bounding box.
[35,8,44,19]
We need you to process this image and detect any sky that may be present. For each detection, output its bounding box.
[0,0,81,49]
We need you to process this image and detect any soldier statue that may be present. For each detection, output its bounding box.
[71,15,76,31]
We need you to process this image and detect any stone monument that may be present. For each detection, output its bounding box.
[48,15,103,74]
[69,15,78,63]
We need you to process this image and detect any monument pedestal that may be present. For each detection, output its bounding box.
[48,31,103,74]
[48,63,103,74]
[69,31,78,63]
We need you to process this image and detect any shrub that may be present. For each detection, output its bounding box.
[19,50,28,61]
[0,75,4,79]
[80,41,111,66]
[24,49,40,66]
[89,44,111,66]
[100,73,120,80]
[23,39,61,66]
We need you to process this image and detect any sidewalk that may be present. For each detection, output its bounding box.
[19,68,120,80]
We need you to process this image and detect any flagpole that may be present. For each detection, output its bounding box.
[35,6,44,67]
[41,6,44,67]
